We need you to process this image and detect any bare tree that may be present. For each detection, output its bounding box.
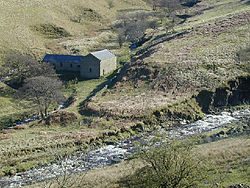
[2,54,55,87]
[156,0,183,32]
[115,12,151,47]
[19,76,65,119]
[159,0,182,15]
[146,0,182,14]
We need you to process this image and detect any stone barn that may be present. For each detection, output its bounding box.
[42,49,117,78]
[42,54,83,72]
[80,49,117,78]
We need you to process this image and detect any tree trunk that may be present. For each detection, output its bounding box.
[40,111,44,119]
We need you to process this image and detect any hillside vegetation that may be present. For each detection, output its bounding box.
[0,0,249,183]
[85,0,250,117]
[28,136,250,187]
[0,0,149,126]
[0,0,148,60]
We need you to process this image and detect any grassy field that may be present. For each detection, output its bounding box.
[0,82,35,129]
[0,121,100,177]
[199,136,250,186]
[27,135,250,187]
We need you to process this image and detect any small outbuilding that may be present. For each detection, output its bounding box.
[42,49,117,79]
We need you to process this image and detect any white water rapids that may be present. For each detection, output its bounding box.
[0,108,249,188]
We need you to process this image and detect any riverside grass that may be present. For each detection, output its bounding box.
[27,135,250,188]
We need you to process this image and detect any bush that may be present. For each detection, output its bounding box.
[0,112,30,130]
[119,137,214,188]
[237,47,250,62]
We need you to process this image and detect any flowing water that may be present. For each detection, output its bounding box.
[0,108,249,188]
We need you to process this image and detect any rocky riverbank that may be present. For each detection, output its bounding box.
[0,108,249,188]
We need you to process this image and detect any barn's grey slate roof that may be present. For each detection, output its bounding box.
[42,54,84,63]
[91,49,115,61]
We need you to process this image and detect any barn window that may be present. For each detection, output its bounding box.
[103,69,105,75]
[70,64,73,68]
[89,68,92,72]
[60,63,63,67]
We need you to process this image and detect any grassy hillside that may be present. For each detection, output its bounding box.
[85,0,250,117]
[0,82,34,129]
[0,0,148,127]
[0,0,148,60]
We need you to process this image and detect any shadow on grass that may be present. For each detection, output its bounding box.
[77,68,121,116]
[117,8,150,13]
[135,31,189,61]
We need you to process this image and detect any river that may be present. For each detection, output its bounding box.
[0,108,249,188]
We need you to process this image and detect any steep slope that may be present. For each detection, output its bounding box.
[83,0,250,117]
[0,0,148,60]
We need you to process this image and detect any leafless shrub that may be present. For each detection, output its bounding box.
[19,76,65,119]
[43,143,86,188]
[114,12,152,46]
[2,54,55,87]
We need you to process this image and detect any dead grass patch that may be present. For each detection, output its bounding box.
[0,134,11,141]
[0,129,16,134]
[44,111,78,126]
[198,136,250,166]
[13,124,30,130]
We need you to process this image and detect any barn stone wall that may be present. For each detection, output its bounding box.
[99,56,117,77]
[80,54,100,78]
[50,62,81,72]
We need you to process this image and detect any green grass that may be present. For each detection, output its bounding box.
[198,136,250,186]
[0,0,149,59]
[0,121,111,177]
[0,125,76,176]
[63,77,109,114]
[0,82,34,129]
[0,0,249,182]
[87,0,250,117]
[27,135,250,188]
